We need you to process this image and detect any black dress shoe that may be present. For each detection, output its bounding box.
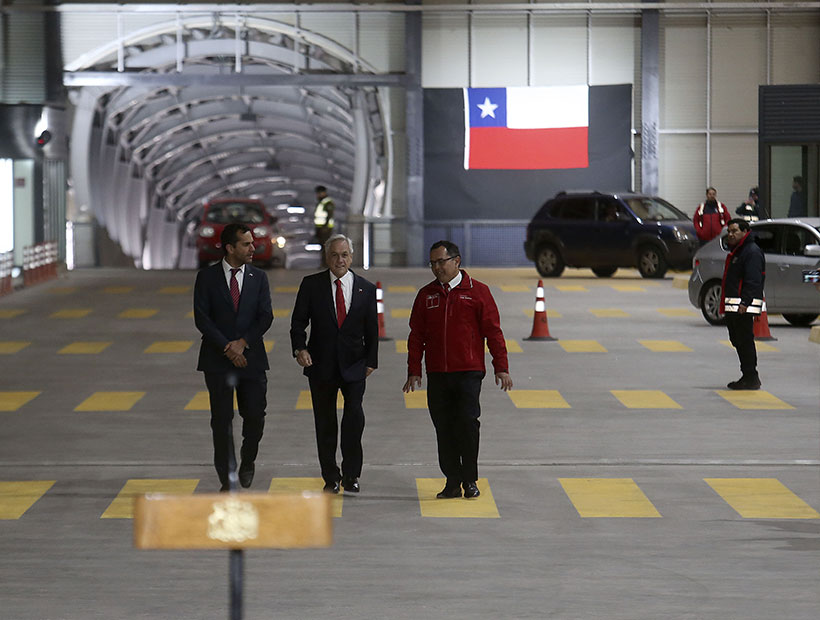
[436,485,462,499]
[341,476,360,493]
[463,482,480,499]
[219,482,230,493]
[238,462,254,489]
[323,480,340,494]
[728,376,761,390]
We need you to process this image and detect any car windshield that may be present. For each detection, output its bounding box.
[625,197,687,221]
[205,202,265,224]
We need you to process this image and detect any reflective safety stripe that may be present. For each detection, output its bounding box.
[535,300,546,312]
[724,297,764,314]
[536,286,544,297]
[376,288,383,301]
[377,301,384,313]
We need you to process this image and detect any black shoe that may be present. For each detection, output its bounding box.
[728,376,761,390]
[463,481,480,499]
[219,482,230,493]
[341,476,360,493]
[323,480,340,494]
[436,484,462,499]
[238,462,254,488]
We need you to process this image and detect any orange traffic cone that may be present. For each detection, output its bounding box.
[524,280,557,341]
[753,298,777,341]
[376,281,391,341]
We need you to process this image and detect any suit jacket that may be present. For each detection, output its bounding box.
[290,270,378,383]
[194,262,273,374]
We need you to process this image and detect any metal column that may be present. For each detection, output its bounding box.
[405,0,425,266]
[641,7,660,195]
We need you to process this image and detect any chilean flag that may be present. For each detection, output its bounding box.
[464,86,589,170]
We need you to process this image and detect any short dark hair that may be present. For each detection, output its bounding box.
[221,223,251,253]
[728,218,750,232]
[793,176,804,186]
[430,240,461,258]
[315,185,327,193]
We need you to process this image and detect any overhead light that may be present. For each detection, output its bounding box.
[287,206,305,214]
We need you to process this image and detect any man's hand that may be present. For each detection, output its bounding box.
[224,339,247,359]
[365,367,375,378]
[296,349,313,368]
[737,304,747,314]
[229,353,248,368]
[495,372,513,391]
[402,376,422,393]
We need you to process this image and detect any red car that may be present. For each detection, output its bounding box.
[196,198,286,268]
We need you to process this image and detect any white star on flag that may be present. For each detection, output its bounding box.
[477,97,498,119]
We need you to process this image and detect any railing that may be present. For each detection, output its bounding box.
[0,250,12,296]
[423,220,531,266]
[22,241,59,287]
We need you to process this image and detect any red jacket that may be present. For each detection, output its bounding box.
[693,201,729,242]
[407,270,508,376]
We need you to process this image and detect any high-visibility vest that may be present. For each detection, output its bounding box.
[314,197,335,228]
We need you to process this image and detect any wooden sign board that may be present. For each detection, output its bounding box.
[134,492,333,550]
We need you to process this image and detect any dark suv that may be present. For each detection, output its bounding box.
[524,191,699,278]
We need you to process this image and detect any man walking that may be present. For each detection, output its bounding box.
[194,223,273,491]
[722,218,766,390]
[290,234,379,494]
[313,185,335,246]
[693,187,729,244]
[403,241,512,499]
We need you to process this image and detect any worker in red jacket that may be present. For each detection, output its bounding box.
[693,186,729,244]
[402,240,512,500]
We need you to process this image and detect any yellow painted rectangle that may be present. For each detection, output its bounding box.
[0,481,56,519]
[416,478,499,518]
[269,477,343,518]
[264,340,274,353]
[395,339,408,354]
[556,285,587,292]
[103,286,133,294]
[508,390,570,409]
[485,339,522,353]
[720,339,778,352]
[0,309,26,319]
[705,478,820,519]
[611,284,645,292]
[658,308,698,317]
[144,340,193,354]
[0,391,40,411]
[612,390,682,409]
[185,310,194,318]
[184,391,237,411]
[717,390,794,410]
[403,390,428,409]
[391,308,412,319]
[273,308,291,318]
[500,285,531,292]
[75,391,145,412]
[59,341,112,354]
[49,286,77,295]
[119,308,158,319]
[523,308,562,318]
[639,340,693,352]
[590,308,630,318]
[50,309,92,319]
[274,286,299,293]
[388,286,416,293]
[296,390,343,410]
[559,340,607,353]
[159,286,190,294]
[0,341,30,354]
[101,479,199,519]
[559,478,662,518]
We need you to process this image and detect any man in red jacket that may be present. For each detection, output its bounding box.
[402,240,513,499]
[693,186,729,244]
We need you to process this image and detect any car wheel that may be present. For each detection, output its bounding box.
[591,266,618,278]
[637,245,668,278]
[535,244,565,278]
[782,313,819,327]
[699,280,726,325]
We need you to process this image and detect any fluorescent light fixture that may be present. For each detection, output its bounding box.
[65,221,74,270]
[305,243,322,252]
[287,206,305,214]
[0,159,13,253]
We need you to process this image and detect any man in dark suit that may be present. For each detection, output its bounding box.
[194,223,273,491]
[290,234,378,494]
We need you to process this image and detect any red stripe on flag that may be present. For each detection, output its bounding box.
[468,127,588,170]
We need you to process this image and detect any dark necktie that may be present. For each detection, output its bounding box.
[335,278,346,327]
[230,268,240,311]
[444,283,450,294]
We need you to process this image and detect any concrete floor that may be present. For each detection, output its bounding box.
[1,266,818,620]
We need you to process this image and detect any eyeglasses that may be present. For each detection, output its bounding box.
[428,256,459,268]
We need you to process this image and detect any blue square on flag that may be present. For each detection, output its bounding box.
[463,86,590,170]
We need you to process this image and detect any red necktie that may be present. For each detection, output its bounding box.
[335,278,346,327]
[230,268,240,311]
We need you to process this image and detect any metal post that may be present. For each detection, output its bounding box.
[405,0,425,266]
[640,6,660,195]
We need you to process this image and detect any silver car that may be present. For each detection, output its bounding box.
[688,218,820,326]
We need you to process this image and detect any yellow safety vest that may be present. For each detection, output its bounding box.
[314,197,335,228]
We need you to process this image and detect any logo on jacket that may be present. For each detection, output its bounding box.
[426,294,440,309]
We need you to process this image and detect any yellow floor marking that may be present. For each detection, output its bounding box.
[416,478,499,518]
[0,481,56,519]
[639,340,693,352]
[101,479,199,519]
[508,390,570,409]
[555,285,588,292]
[590,308,630,318]
[395,339,408,354]
[612,390,682,409]
[611,284,645,292]
[500,285,531,292]
[75,391,146,412]
[0,391,40,411]
[296,390,344,410]
[391,308,412,319]
[387,286,417,293]
[0,341,31,354]
[144,340,193,353]
[49,286,77,295]
[159,285,190,295]
[270,478,343,518]
[705,478,820,519]
[185,310,194,318]
[559,339,607,353]
[0,309,26,319]
[404,390,428,409]
[273,308,290,318]
[523,308,562,318]
[274,285,299,293]
[119,308,158,319]
[720,339,778,352]
[485,339,522,353]
[559,478,662,518]
[103,286,133,294]
[184,391,237,411]
[264,340,274,353]
[50,308,92,319]
[717,390,794,410]
[658,308,698,317]
[58,341,112,354]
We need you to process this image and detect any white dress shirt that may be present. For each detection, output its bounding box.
[443,271,462,291]
[330,269,353,313]
[222,259,245,293]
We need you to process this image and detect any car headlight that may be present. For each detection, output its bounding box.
[276,236,286,248]
[253,226,269,237]
[199,225,216,238]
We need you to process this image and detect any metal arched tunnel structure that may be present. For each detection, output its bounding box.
[68,15,391,268]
